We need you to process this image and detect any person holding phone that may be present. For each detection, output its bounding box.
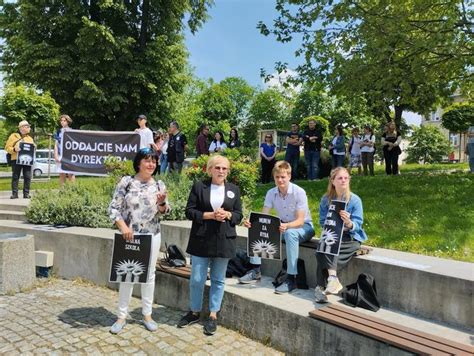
[108,147,170,334]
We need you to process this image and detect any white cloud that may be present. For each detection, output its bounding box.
[263,69,302,93]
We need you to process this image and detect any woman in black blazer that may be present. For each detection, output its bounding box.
[177,155,243,335]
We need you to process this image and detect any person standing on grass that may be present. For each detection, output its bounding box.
[178,155,243,335]
[285,123,303,181]
[303,119,323,181]
[135,114,154,149]
[348,127,362,176]
[54,114,75,186]
[167,121,188,174]
[160,132,169,174]
[239,161,315,294]
[195,124,210,157]
[260,133,277,184]
[360,125,376,176]
[5,120,35,199]
[329,126,346,168]
[382,121,402,175]
[314,167,367,303]
[108,148,170,334]
[466,126,474,173]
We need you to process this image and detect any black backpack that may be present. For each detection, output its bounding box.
[226,249,252,278]
[342,273,380,312]
[164,243,186,267]
[272,258,308,290]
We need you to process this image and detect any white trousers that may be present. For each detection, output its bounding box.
[117,233,161,319]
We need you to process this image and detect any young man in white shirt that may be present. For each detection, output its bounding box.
[240,161,315,293]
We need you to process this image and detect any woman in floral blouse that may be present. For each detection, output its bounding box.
[108,147,170,334]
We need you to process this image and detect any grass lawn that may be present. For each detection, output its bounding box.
[251,166,473,262]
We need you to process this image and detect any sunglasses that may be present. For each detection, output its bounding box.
[139,147,154,155]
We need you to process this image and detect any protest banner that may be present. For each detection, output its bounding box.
[318,200,347,256]
[109,233,152,284]
[17,142,35,166]
[60,129,140,175]
[248,212,282,260]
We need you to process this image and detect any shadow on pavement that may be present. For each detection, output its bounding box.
[58,307,116,328]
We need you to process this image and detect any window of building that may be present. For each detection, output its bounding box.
[449,133,459,147]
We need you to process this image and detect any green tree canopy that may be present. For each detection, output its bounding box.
[0,0,213,130]
[0,84,59,133]
[219,77,256,127]
[199,83,236,124]
[406,125,451,164]
[259,0,473,126]
[442,102,474,133]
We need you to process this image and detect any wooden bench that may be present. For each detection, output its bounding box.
[300,239,373,256]
[309,304,473,355]
[156,259,209,280]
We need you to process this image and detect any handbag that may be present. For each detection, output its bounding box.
[342,273,380,312]
[164,243,186,267]
[272,258,308,289]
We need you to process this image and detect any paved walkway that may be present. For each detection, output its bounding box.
[0,279,281,355]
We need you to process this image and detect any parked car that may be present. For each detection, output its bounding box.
[0,149,8,165]
[33,158,58,177]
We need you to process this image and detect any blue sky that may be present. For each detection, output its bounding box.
[185,0,422,125]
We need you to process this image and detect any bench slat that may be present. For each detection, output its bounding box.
[156,260,193,279]
[309,308,451,356]
[328,304,473,354]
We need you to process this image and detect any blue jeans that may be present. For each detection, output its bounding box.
[160,154,168,174]
[250,222,314,275]
[332,154,345,168]
[304,150,320,180]
[190,256,230,313]
[285,150,300,180]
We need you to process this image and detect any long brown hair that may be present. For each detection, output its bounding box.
[325,167,351,202]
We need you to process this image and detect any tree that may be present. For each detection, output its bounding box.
[199,83,236,125]
[243,88,292,146]
[219,77,255,127]
[0,84,59,133]
[0,0,213,130]
[406,125,451,164]
[259,0,473,126]
[442,102,474,133]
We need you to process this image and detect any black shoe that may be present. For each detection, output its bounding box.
[10,194,18,199]
[23,194,31,199]
[177,311,200,328]
[203,318,217,335]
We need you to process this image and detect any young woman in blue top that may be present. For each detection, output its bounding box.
[260,133,277,183]
[329,126,346,168]
[314,167,368,303]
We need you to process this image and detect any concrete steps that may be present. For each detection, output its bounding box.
[0,210,27,221]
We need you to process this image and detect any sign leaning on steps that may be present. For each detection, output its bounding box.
[109,233,152,284]
[318,200,347,256]
[248,212,282,260]
[17,142,35,166]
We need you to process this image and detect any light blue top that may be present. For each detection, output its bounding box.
[319,193,367,242]
[264,182,312,224]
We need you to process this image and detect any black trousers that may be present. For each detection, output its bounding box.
[11,160,32,196]
[261,158,275,184]
[315,240,361,288]
[384,149,400,175]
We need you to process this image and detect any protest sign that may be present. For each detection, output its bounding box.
[248,212,282,260]
[17,142,35,166]
[109,233,152,284]
[318,200,347,256]
[60,130,140,175]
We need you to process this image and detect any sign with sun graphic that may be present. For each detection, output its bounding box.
[109,233,152,284]
[248,212,282,260]
[318,200,347,256]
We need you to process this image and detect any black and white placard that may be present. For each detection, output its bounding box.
[318,200,347,256]
[248,212,282,260]
[17,142,35,166]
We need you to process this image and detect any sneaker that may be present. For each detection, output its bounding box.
[274,279,296,294]
[177,311,200,328]
[325,277,343,295]
[143,318,158,332]
[10,194,18,199]
[203,318,217,335]
[238,269,261,284]
[110,320,126,334]
[314,286,328,303]
[23,194,31,199]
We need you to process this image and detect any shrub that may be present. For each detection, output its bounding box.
[160,174,193,221]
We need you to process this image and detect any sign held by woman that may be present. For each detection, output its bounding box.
[318,200,347,256]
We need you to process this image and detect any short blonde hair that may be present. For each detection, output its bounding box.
[60,114,72,125]
[272,160,291,177]
[206,155,230,175]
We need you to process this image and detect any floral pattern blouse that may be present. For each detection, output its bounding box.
[108,176,169,234]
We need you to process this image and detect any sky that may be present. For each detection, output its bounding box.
[185,0,422,125]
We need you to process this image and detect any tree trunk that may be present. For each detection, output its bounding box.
[394,105,403,127]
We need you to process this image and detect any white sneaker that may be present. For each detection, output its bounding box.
[314,286,328,303]
[325,277,343,295]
